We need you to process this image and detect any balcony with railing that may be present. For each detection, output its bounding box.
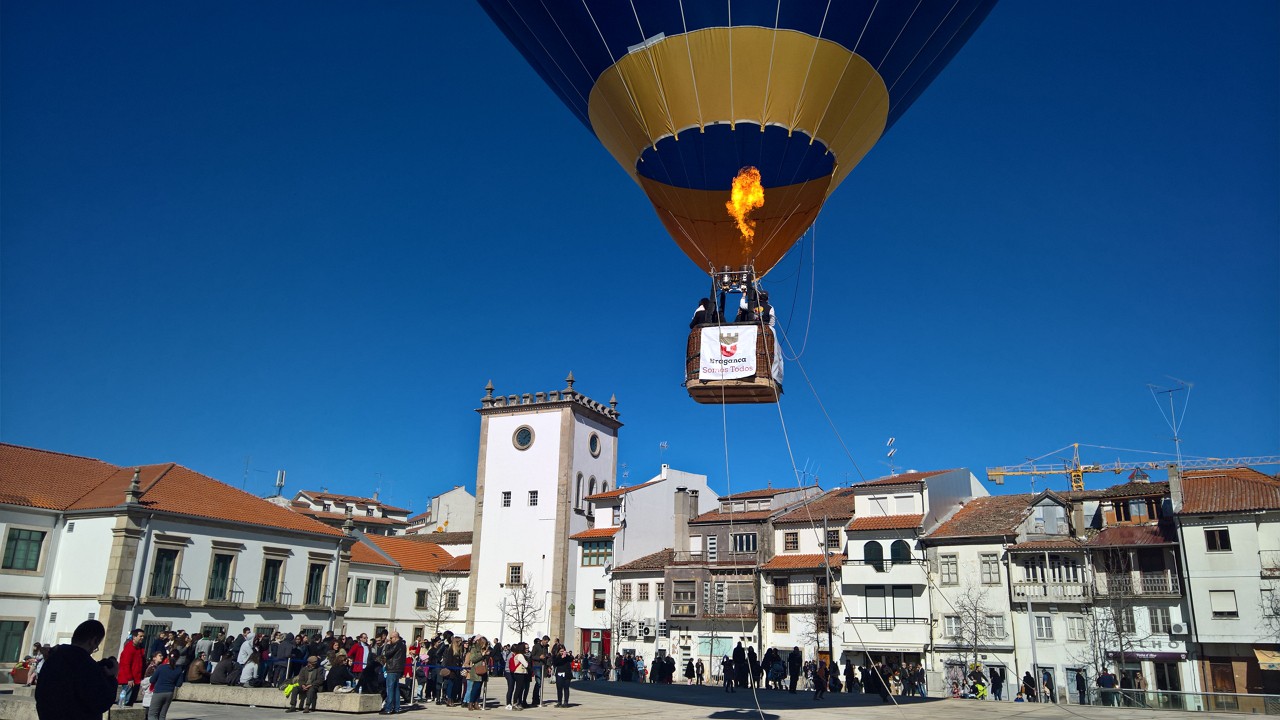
[258,583,293,608]
[842,559,927,585]
[703,602,757,619]
[146,573,190,604]
[1095,571,1181,597]
[845,615,931,644]
[672,550,758,566]
[303,591,335,609]
[1012,581,1092,602]
[762,587,841,610]
[205,579,246,606]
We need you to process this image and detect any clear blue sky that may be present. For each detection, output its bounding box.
[3,1,1277,510]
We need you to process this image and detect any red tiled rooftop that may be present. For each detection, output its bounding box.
[585,479,663,501]
[301,490,411,514]
[360,534,454,573]
[775,488,858,524]
[847,513,924,532]
[927,495,1033,540]
[1009,538,1086,552]
[761,553,842,571]
[1180,468,1280,514]
[404,531,473,545]
[690,509,776,524]
[0,445,343,538]
[855,470,951,488]
[1089,524,1176,547]
[440,554,471,573]
[720,486,813,501]
[614,549,675,572]
[350,540,397,567]
[292,507,408,526]
[569,527,621,540]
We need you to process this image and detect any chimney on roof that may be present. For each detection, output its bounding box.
[125,468,142,505]
[343,505,355,536]
[674,487,690,554]
[1168,464,1183,513]
[373,490,379,502]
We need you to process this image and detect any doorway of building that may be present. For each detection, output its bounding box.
[1153,662,1182,708]
[1038,667,1057,703]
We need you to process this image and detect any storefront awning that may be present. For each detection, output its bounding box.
[1255,649,1280,671]
[1106,651,1186,662]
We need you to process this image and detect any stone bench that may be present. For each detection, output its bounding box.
[175,683,384,713]
[0,694,144,720]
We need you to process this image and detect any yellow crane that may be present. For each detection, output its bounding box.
[987,443,1280,491]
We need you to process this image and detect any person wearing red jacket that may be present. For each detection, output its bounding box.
[116,629,145,706]
[349,633,369,674]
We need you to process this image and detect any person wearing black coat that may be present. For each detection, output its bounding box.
[34,620,117,720]
[732,643,748,688]
[1023,671,1038,702]
[787,647,802,694]
[325,656,355,692]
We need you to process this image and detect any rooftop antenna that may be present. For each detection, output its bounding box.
[1149,378,1192,469]
[659,441,668,464]
[242,455,251,490]
[274,470,286,498]
[620,463,629,481]
[882,438,899,476]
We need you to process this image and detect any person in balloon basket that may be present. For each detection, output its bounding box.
[287,655,324,713]
[34,619,118,720]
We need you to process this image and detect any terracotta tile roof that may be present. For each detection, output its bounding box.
[1069,481,1170,500]
[1179,468,1280,514]
[614,549,675,572]
[721,486,812,501]
[301,490,411,514]
[585,479,662,501]
[1088,524,1176,547]
[775,488,858,524]
[761,553,843,570]
[0,445,344,538]
[404,531,473,545]
[292,507,408,526]
[927,495,1033,540]
[350,539,397,566]
[847,513,924,532]
[1009,538,1086,552]
[0,444,120,510]
[855,470,951,488]
[440,554,471,573]
[569,526,621,540]
[359,534,454,573]
[690,509,776,524]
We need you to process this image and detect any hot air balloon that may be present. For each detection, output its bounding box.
[480,0,998,403]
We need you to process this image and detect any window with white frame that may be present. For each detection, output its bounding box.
[1118,606,1136,634]
[528,490,539,507]
[732,533,757,554]
[705,536,718,561]
[1149,606,1171,634]
[980,553,1001,585]
[445,590,460,610]
[784,532,799,552]
[984,614,1006,639]
[507,563,524,587]
[1067,615,1086,641]
[502,491,512,508]
[619,583,633,601]
[940,554,959,585]
[1209,590,1238,618]
[593,589,606,611]
[581,541,612,567]
[637,583,649,601]
[656,582,665,601]
[1035,615,1054,640]
[943,615,962,637]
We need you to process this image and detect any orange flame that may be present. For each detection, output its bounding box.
[725,166,765,249]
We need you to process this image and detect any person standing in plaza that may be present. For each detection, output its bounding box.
[813,659,827,700]
[552,646,573,707]
[35,620,118,720]
[529,636,548,705]
[509,642,531,710]
[381,630,407,715]
[117,628,145,706]
[1075,669,1088,705]
[786,646,802,694]
[146,650,185,720]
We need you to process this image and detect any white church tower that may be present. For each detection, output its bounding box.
[466,373,620,643]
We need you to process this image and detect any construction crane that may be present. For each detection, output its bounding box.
[987,443,1280,492]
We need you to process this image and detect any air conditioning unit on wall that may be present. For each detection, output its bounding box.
[1170,622,1187,635]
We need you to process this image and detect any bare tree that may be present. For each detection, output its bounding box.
[947,586,999,673]
[608,579,636,654]
[415,574,461,635]
[499,576,544,643]
[1262,580,1280,640]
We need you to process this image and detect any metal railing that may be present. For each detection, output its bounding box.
[844,559,926,571]
[845,616,929,631]
[206,579,246,604]
[1012,581,1092,600]
[259,583,293,606]
[703,602,756,618]
[1082,688,1280,714]
[1096,572,1181,596]
[147,573,190,601]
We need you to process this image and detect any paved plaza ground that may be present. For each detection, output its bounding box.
[143,677,1249,720]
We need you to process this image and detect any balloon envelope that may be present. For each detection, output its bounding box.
[480,0,997,276]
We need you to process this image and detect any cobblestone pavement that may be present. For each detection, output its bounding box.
[154,679,1248,720]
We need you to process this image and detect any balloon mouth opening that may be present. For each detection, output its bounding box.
[635,123,834,190]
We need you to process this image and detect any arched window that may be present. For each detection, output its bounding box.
[600,481,609,493]
[587,477,597,515]
[890,540,912,565]
[575,472,584,510]
[863,541,885,572]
